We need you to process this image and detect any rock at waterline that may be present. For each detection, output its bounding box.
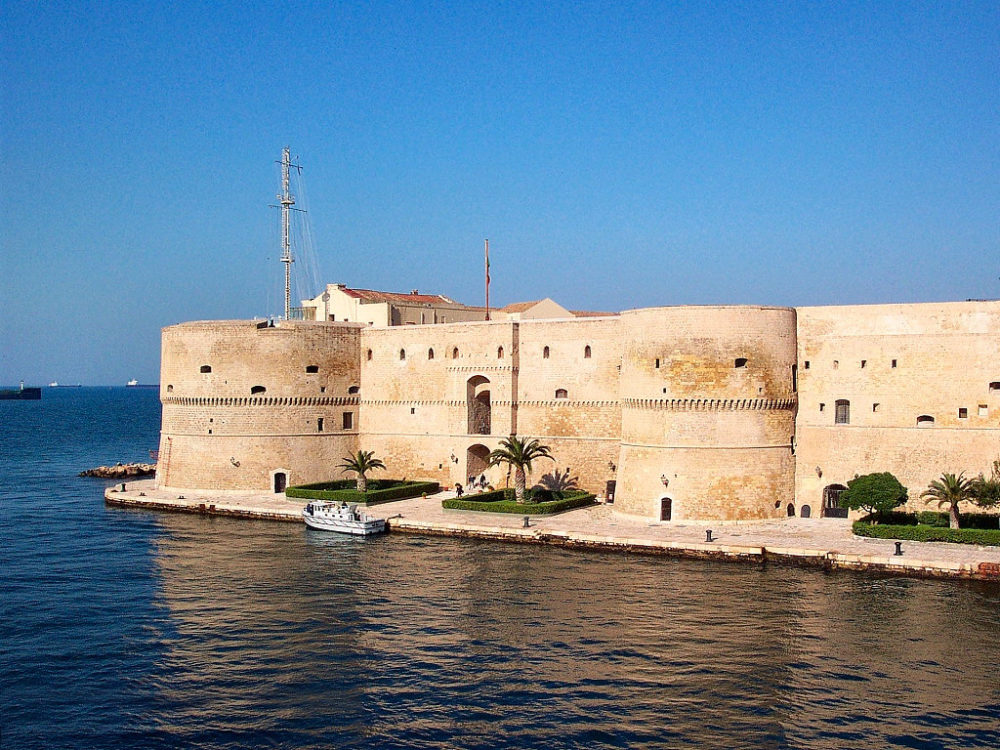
[79,462,157,478]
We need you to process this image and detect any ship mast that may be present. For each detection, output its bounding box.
[278,147,296,320]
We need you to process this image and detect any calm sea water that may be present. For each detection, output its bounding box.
[1,388,999,749]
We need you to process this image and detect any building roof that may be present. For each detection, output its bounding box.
[341,287,457,305]
[500,301,542,313]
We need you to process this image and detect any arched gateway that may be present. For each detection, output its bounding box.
[467,376,491,435]
[467,444,491,483]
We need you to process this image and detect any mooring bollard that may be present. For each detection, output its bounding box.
[706,529,714,542]
[894,541,903,556]
[523,516,530,528]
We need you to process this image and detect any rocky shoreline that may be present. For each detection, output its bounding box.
[80,462,156,479]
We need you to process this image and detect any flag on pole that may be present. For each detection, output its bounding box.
[485,239,491,321]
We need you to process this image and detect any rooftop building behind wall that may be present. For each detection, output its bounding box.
[300,283,614,326]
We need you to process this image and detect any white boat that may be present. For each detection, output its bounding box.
[126,379,139,387]
[302,501,387,535]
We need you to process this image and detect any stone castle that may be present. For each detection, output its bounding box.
[156,290,1000,522]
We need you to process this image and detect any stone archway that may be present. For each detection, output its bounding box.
[467,376,491,435]
[659,497,673,521]
[822,484,849,518]
[466,444,491,484]
[271,469,289,494]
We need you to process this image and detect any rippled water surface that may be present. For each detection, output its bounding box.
[2,389,999,749]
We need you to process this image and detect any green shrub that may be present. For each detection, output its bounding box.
[286,480,439,505]
[443,490,595,515]
[853,521,1000,546]
[862,511,1000,529]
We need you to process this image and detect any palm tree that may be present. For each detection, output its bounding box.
[921,472,974,529]
[338,450,386,493]
[487,435,553,503]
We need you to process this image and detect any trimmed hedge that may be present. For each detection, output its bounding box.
[442,489,596,515]
[286,479,439,505]
[866,510,1000,530]
[853,521,1000,546]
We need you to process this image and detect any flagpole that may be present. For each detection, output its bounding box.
[484,238,491,321]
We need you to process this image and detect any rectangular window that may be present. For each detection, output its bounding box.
[891,359,897,368]
[342,412,353,430]
[317,417,324,432]
[835,399,850,424]
[860,360,866,368]
[873,403,880,412]
[958,408,968,419]
[819,403,825,412]
[979,405,989,417]
[804,361,810,369]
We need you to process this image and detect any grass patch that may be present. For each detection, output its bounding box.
[442,488,596,515]
[286,479,439,506]
[853,520,1000,546]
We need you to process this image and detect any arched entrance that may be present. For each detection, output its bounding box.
[467,376,491,435]
[786,502,795,517]
[822,484,849,518]
[466,444,491,483]
[800,504,811,518]
[659,497,673,521]
[271,470,288,494]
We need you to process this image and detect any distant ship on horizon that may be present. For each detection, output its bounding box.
[48,382,82,388]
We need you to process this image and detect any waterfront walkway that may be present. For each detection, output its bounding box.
[105,480,1000,581]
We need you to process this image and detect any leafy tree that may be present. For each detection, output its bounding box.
[971,459,1000,511]
[921,472,975,529]
[338,450,386,493]
[838,472,908,520]
[488,435,554,503]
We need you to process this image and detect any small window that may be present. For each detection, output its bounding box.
[167,385,173,392]
[872,403,880,412]
[366,349,373,361]
[835,399,850,424]
[251,385,266,395]
[399,349,406,360]
[543,346,550,359]
[791,365,797,392]
[584,345,592,359]
[348,385,359,395]
[819,403,826,412]
[958,408,968,419]
[452,347,459,359]
[655,358,660,369]
[200,365,212,373]
[804,361,810,370]
[979,404,988,417]
[891,359,897,368]
[342,412,353,429]
[734,358,748,368]
[555,388,568,399]
[428,348,435,360]
[320,386,326,393]
[497,346,504,359]
[860,360,866,369]
[305,365,319,373]
[833,360,839,369]
[917,414,935,427]
[317,418,324,432]
[990,382,1000,392]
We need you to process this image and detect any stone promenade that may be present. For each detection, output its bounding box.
[105,480,1000,581]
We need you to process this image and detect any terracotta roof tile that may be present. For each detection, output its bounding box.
[344,288,457,305]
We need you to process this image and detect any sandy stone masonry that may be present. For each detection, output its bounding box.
[156,300,1000,522]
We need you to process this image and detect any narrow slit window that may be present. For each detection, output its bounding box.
[833,360,839,369]
[543,346,550,359]
[366,349,373,361]
[452,347,459,359]
[497,346,504,359]
[428,348,434,360]
[584,345,592,359]
[655,358,660,368]
[819,403,826,412]
[317,418,324,432]
[860,360,866,369]
[399,349,406,360]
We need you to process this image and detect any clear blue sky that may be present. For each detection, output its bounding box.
[2,1,997,385]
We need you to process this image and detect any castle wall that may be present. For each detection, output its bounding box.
[157,320,361,490]
[795,301,1000,516]
[615,307,798,521]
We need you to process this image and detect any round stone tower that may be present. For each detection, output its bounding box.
[157,320,362,492]
[615,306,797,521]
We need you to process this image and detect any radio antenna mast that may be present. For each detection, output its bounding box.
[276,147,302,319]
